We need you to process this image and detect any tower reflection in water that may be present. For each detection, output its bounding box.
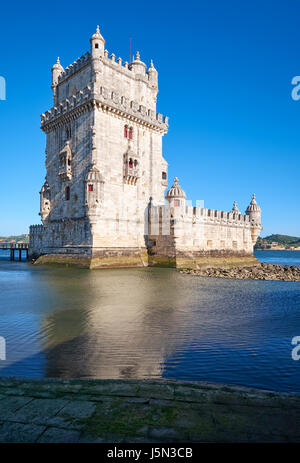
[40,268,196,379]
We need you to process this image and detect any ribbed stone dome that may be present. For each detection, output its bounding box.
[86,165,102,182]
[166,177,186,199]
[90,25,105,42]
[246,194,261,213]
[51,57,64,72]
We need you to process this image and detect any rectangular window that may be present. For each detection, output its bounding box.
[174,200,180,207]
[88,184,93,192]
[162,172,167,180]
[129,127,133,139]
[124,126,128,138]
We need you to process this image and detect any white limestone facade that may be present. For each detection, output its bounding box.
[29,27,262,269]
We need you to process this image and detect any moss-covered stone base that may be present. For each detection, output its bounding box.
[34,250,149,269]
[176,255,259,270]
[34,252,258,270]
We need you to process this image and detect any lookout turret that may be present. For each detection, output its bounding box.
[166,177,186,213]
[51,57,64,104]
[147,60,158,89]
[245,194,261,225]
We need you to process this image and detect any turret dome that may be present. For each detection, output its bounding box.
[129,51,146,75]
[90,25,105,43]
[231,201,240,214]
[86,164,102,182]
[166,177,186,199]
[246,194,261,213]
[51,57,63,72]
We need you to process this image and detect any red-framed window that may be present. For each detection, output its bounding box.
[129,127,133,139]
[174,199,180,207]
[88,184,93,192]
[124,125,128,138]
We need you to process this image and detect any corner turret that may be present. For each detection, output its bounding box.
[90,25,105,74]
[246,194,262,244]
[245,194,261,224]
[166,177,186,214]
[51,57,64,104]
[147,60,158,89]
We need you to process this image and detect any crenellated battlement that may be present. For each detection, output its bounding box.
[55,47,156,88]
[29,225,44,235]
[41,85,168,131]
[57,52,91,83]
[149,204,252,227]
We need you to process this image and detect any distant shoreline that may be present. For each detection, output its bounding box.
[255,249,300,251]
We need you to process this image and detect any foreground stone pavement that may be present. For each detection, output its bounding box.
[0,378,299,443]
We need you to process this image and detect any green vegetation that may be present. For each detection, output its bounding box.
[255,234,300,250]
[0,234,29,244]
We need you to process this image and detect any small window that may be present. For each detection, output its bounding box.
[124,125,128,138]
[129,127,133,139]
[66,125,71,139]
[65,186,70,201]
[162,172,167,180]
[174,199,180,207]
[95,43,99,49]
[129,158,133,168]
[88,184,93,192]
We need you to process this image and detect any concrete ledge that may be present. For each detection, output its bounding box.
[0,378,299,443]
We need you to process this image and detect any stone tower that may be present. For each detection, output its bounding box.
[29,27,262,269]
[30,27,169,267]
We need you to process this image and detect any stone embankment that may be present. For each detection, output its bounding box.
[0,378,299,442]
[180,263,300,281]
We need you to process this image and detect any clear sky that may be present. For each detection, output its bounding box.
[0,0,299,237]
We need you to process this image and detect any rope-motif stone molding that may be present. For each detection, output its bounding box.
[41,86,168,133]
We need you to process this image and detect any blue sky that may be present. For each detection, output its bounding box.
[0,0,299,237]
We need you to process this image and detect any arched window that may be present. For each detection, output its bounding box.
[134,159,138,167]
[129,158,133,168]
[65,186,70,201]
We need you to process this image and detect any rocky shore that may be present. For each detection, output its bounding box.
[180,262,300,281]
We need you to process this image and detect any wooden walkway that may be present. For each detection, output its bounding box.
[0,243,28,261]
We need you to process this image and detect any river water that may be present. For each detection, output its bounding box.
[0,250,299,392]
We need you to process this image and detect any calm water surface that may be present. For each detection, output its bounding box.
[0,250,299,392]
